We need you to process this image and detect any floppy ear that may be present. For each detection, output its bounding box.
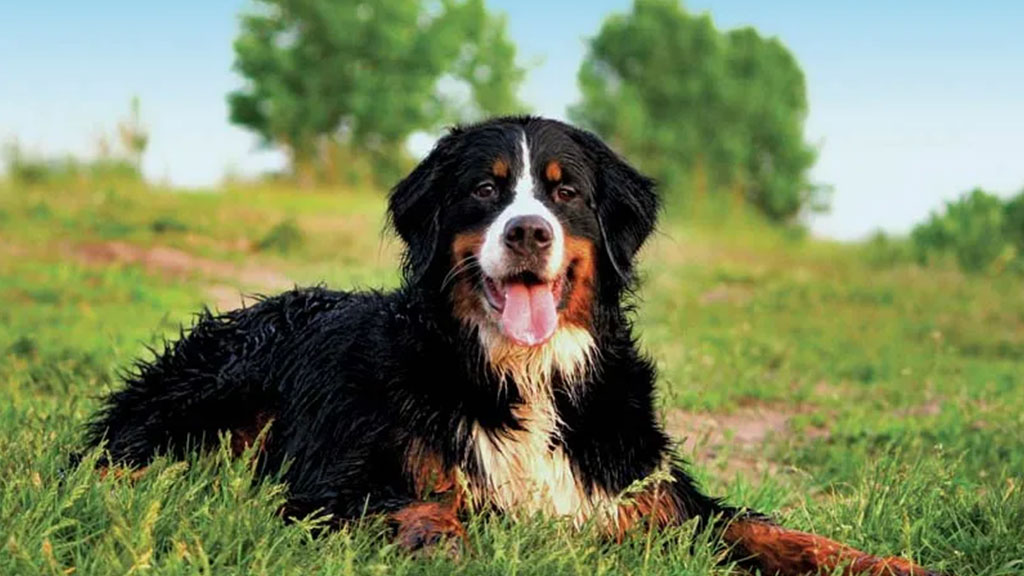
[387,132,458,282]
[571,128,660,285]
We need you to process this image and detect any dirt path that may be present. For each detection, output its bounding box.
[73,241,293,310]
[665,405,827,479]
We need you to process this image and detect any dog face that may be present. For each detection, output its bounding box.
[389,117,658,352]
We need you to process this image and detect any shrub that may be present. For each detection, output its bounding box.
[257,219,305,254]
[1003,190,1024,252]
[911,188,1020,274]
[863,230,913,268]
[151,216,189,234]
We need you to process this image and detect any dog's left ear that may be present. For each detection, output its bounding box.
[387,131,459,282]
[571,128,660,285]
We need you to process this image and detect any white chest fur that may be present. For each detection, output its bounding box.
[466,325,617,523]
[469,395,587,518]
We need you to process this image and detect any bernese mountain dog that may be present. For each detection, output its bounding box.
[85,117,938,575]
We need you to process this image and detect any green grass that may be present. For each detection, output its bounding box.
[1,179,1022,575]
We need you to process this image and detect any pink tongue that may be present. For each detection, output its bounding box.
[501,282,558,346]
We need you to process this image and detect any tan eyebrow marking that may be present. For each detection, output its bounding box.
[545,160,562,182]
[492,158,509,179]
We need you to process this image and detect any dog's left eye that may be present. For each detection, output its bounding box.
[473,183,496,200]
[554,185,578,203]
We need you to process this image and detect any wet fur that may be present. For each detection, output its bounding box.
[85,117,939,576]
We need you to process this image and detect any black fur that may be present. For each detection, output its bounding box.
[86,116,723,520]
[85,117,935,575]
[568,127,659,289]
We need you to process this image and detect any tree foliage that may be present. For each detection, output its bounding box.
[228,0,525,185]
[911,187,1024,274]
[571,0,824,221]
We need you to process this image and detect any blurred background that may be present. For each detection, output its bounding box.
[1,2,1022,574]
[3,0,1024,241]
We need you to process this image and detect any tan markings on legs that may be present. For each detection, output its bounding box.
[404,438,459,500]
[97,466,148,482]
[230,411,274,457]
[391,501,466,554]
[613,481,684,540]
[724,519,938,576]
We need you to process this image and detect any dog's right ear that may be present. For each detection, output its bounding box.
[569,127,659,289]
[387,130,459,283]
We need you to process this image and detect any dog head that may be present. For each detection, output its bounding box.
[388,117,658,373]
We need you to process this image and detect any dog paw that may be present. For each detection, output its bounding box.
[392,501,466,558]
[866,556,945,576]
[846,554,945,576]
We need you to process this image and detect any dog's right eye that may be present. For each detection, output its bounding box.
[473,183,496,200]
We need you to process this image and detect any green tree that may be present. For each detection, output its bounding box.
[723,28,822,219]
[1003,189,1024,253]
[911,188,1010,273]
[228,0,525,185]
[571,0,824,221]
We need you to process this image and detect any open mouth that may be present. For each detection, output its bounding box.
[482,272,566,347]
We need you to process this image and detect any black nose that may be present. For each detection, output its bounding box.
[504,215,553,255]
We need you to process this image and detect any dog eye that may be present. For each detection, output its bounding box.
[473,183,496,200]
[554,185,578,203]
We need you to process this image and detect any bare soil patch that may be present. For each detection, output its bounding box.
[665,405,827,479]
[698,284,755,306]
[73,241,293,310]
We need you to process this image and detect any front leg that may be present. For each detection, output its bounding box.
[724,517,940,576]
[282,464,466,555]
[616,466,940,576]
[279,430,468,555]
[391,501,466,554]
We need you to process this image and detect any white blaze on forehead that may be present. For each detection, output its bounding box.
[513,134,536,201]
[479,133,565,280]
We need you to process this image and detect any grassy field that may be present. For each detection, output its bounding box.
[1,178,1022,575]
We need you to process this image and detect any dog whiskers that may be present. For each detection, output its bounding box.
[441,257,481,293]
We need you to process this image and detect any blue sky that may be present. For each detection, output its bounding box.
[2,1,1022,239]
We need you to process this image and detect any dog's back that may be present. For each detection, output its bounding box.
[87,287,374,467]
